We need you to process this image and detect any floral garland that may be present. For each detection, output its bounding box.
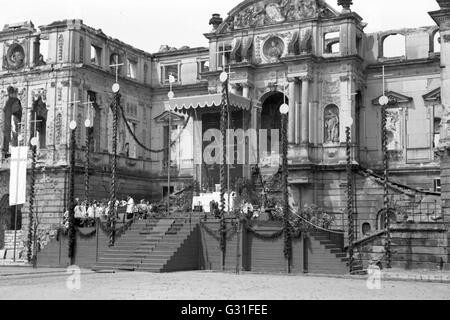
[75,227,97,239]
[200,222,238,242]
[245,226,284,240]
[56,218,135,242]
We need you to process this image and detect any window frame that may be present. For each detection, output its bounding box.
[160,62,181,85]
[90,44,102,66]
[127,58,138,79]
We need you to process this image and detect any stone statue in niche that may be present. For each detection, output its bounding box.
[263,37,284,62]
[324,105,340,144]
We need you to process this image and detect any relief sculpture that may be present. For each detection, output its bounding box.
[230,0,329,30]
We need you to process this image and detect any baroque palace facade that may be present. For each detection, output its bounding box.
[0,0,447,257]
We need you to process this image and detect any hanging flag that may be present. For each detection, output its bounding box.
[9,146,28,206]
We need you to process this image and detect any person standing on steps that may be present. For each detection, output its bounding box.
[126,195,136,221]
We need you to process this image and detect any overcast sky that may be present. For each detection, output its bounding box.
[0,0,440,53]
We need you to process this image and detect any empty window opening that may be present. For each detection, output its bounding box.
[382,34,406,58]
[110,53,123,74]
[434,178,441,193]
[30,97,47,150]
[433,117,441,148]
[90,45,102,65]
[324,31,340,54]
[127,59,138,79]
[39,39,49,65]
[362,223,372,236]
[161,64,179,84]
[218,45,232,69]
[198,60,209,79]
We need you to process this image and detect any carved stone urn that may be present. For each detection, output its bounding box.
[337,0,353,13]
[209,14,223,31]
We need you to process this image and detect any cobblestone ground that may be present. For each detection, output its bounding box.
[0,270,449,300]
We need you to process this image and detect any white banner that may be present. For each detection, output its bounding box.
[9,146,28,206]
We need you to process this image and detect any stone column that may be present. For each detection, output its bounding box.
[32,36,40,67]
[430,1,450,224]
[288,79,297,144]
[300,76,311,144]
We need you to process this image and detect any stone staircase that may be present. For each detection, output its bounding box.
[92,218,199,273]
[92,218,175,271]
[137,219,198,272]
[310,230,364,275]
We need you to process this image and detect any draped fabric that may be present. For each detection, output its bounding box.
[241,36,254,61]
[230,37,242,62]
[169,93,252,112]
[9,146,28,206]
[288,30,299,55]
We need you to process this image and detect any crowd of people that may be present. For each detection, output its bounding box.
[62,196,159,228]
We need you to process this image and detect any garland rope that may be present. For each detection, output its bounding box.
[219,79,229,261]
[68,127,76,262]
[382,105,392,268]
[346,126,355,273]
[108,93,120,247]
[27,145,37,262]
[57,218,136,241]
[85,127,92,203]
[118,100,190,154]
[200,222,238,241]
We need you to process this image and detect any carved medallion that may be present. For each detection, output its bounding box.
[263,37,285,62]
[5,44,25,70]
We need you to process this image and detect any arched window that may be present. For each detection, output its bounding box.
[362,223,372,237]
[376,209,397,230]
[31,97,47,149]
[2,87,23,156]
[433,31,441,53]
[324,104,340,144]
[382,34,406,58]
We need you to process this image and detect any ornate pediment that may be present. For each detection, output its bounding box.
[154,111,186,124]
[372,91,413,107]
[217,0,338,33]
[423,87,441,103]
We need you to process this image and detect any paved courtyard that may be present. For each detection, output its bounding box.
[0,268,449,300]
